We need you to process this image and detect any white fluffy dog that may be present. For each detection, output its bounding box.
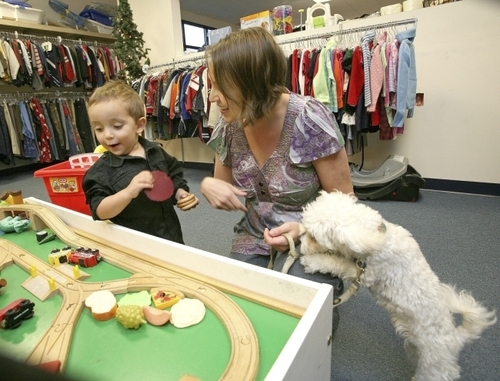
[299,191,496,381]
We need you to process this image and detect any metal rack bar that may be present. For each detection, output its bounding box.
[276,17,417,45]
[0,30,109,47]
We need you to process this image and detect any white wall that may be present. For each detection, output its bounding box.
[131,0,500,185]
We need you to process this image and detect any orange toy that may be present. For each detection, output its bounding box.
[150,288,181,309]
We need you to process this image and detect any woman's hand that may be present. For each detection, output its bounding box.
[200,177,248,212]
[264,222,301,253]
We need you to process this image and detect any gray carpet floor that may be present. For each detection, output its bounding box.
[1,167,499,381]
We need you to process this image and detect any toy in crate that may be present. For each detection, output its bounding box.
[48,0,86,28]
[33,153,102,215]
[84,2,117,18]
[79,5,114,26]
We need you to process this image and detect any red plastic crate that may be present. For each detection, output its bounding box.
[33,155,101,215]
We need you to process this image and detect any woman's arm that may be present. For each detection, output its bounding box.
[200,154,248,212]
[313,148,354,194]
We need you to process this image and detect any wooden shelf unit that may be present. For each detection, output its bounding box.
[0,19,115,43]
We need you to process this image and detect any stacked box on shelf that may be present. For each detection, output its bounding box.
[84,19,113,34]
[0,2,19,20]
[17,6,45,24]
[0,2,45,24]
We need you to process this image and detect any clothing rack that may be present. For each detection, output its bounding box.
[276,17,417,46]
[144,17,417,74]
[142,52,205,73]
[0,30,106,47]
[0,90,87,101]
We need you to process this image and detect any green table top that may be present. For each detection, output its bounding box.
[0,229,299,381]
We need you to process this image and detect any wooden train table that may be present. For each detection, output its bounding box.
[0,199,334,381]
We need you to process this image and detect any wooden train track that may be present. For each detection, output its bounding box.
[0,204,259,381]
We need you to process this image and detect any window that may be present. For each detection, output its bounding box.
[182,21,213,53]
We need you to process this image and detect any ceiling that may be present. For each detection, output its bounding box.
[180,0,405,27]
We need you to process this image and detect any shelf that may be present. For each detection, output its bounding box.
[0,19,115,43]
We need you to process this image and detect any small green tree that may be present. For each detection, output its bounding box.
[112,0,150,82]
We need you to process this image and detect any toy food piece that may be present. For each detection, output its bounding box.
[118,290,151,307]
[37,229,56,244]
[0,278,6,289]
[170,298,206,328]
[142,305,171,326]
[35,360,61,374]
[177,193,199,211]
[116,305,146,329]
[85,290,117,321]
[151,288,183,309]
[144,170,174,202]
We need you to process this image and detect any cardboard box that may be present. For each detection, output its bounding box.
[240,10,273,34]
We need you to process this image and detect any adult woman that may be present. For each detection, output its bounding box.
[201,27,353,328]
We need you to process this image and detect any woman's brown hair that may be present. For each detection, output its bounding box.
[205,27,288,126]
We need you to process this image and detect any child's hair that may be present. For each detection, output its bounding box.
[205,27,288,127]
[88,80,146,122]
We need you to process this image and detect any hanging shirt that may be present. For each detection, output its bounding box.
[392,28,417,128]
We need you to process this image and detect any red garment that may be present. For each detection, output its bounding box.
[347,46,364,107]
[290,49,300,93]
[302,50,312,96]
[333,50,343,109]
[146,76,158,116]
[58,45,76,84]
[30,98,53,163]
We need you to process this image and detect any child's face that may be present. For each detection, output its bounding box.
[89,99,145,157]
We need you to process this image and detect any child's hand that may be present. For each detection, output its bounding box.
[127,170,154,198]
[176,188,189,200]
[176,192,199,211]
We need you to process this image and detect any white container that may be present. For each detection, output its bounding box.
[380,3,403,15]
[403,0,423,11]
[16,6,45,24]
[0,2,18,20]
[84,19,113,35]
[305,3,344,31]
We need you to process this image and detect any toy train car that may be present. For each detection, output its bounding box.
[0,298,35,329]
[48,246,101,268]
[68,248,101,268]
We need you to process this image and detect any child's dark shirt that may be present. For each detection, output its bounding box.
[82,136,188,243]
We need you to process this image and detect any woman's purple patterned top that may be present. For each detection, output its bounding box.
[208,92,345,256]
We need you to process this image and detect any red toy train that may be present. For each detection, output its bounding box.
[0,298,35,329]
[49,246,101,268]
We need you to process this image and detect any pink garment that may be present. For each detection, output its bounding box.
[384,42,391,106]
[388,39,399,93]
[367,32,387,113]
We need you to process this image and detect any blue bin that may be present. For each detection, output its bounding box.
[79,9,113,26]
